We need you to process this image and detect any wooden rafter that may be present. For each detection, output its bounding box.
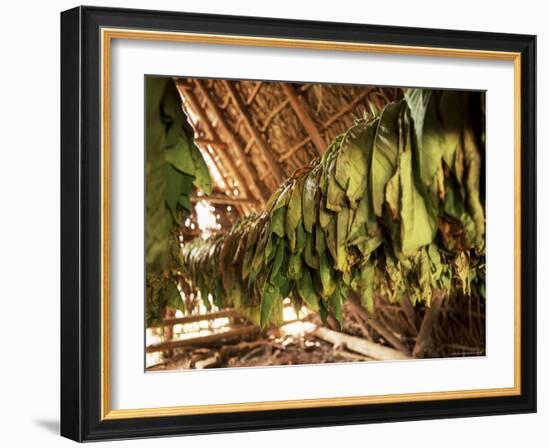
[281,83,326,155]
[222,80,286,184]
[260,98,290,131]
[278,89,375,161]
[177,83,247,194]
[321,88,373,129]
[157,309,240,327]
[194,138,227,149]
[193,79,267,205]
[184,80,266,206]
[245,81,263,105]
[279,136,311,162]
[191,194,255,206]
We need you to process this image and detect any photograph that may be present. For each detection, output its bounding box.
[144,76,486,371]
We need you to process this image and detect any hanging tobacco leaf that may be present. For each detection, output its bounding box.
[178,89,485,329]
[145,77,212,326]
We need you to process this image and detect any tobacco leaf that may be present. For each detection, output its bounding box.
[371,102,403,216]
[177,90,486,327]
[302,166,321,233]
[297,270,320,311]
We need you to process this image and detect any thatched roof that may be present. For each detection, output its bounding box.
[175,78,400,232]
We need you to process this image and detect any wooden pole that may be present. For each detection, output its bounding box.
[190,195,254,206]
[281,83,326,156]
[347,293,411,356]
[245,81,263,105]
[222,80,286,184]
[412,290,445,358]
[313,326,409,361]
[156,309,240,327]
[146,325,259,353]
[194,79,267,205]
[321,88,373,129]
[193,138,227,149]
[176,81,260,208]
[162,307,176,358]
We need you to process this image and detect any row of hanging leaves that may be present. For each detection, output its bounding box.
[180,88,486,329]
[145,77,212,326]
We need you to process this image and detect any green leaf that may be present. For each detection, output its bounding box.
[335,123,373,208]
[463,124,485,247]
[417,248,432,304]
[270,239,286,280]
[315,223,326,255]
[303,232,320,269]
[270,207,286,237]
[302,166,320,233]
[260,281,282,328]
[297,270,320,311]
[319,251,336,298]
[329,287,343,328]
[326,176,346,212]
[385,169,400,219]
[166,281,183,311]
[190,144,212,194]
[319,204,333,229]
[164,163,194,220]
[403,88,432,153]
[399,149,438,256]
[287,252,303,280]
[165,138,195,175]
[359,262,375,313]
[371,103,402,216]
[325,219,337,265]
[295,223,306,254]
[336,207,350,272]
[286,181,302,239]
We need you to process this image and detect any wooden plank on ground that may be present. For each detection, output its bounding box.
[313,326,409,361]
[155,309,240,328]
[146,325,259,353]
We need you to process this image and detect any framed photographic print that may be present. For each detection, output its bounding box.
[60,6,537,442]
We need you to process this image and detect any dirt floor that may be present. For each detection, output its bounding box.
[147,313,373,371]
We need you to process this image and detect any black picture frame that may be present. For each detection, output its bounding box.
[61,5,537,442]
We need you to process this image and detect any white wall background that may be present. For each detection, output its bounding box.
[0,0,546,446]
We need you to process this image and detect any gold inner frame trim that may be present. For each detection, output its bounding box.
[100,27,522,421]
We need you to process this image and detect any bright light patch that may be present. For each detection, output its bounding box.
[195,201,218,233]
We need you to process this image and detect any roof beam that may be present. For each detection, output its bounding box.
[190,194,255,206]
[245,81,263,105]
[321,88,373,129]
[177,83,242,186]
[194,79,267,206]
[177,80,264,207]
[222,80,286,184]
[281,83,326,156]
[193,138,227,149]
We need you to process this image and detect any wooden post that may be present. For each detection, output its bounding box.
[412,290,445,358]
[347,293,411,356]
[281,83,326,155]
[162,307,176,358]
[222,80,286,184]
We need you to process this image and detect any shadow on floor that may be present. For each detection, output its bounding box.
[34,419,59,435]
